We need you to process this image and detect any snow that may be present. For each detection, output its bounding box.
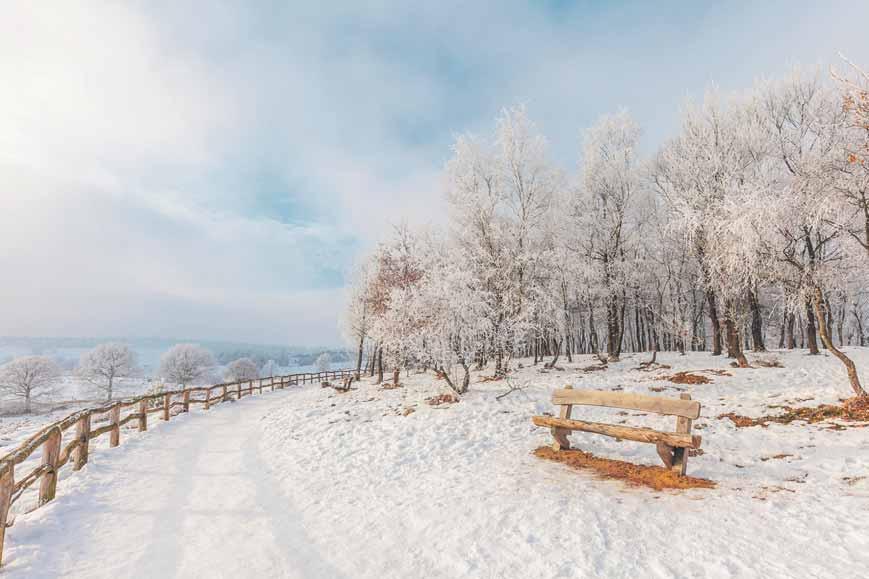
[3,349,869,578]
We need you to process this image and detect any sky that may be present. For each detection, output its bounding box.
[1,1,868,347]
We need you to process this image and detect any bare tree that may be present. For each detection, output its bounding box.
[0,356,61,413]
[77,343,138,401]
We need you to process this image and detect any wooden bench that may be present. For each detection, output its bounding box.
[532,386,702,476]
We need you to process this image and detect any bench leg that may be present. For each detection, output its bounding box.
[671,447,687,475]
[552,427,571,451]
[552,392,573,451]
[655,442,674,469]
[670,394,693,476]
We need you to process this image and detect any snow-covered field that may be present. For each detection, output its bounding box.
[3,349,869,578]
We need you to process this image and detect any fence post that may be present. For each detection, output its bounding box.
[110,403,121,447]
[222,385,228,402]
[73,413,91,471]
[236,382,242,400]
[182,390,190,412]
[0,461,13,567]
[204,388,211,410]
[38,426,61,505]
[138,399,148,432]
[163,393,171,421]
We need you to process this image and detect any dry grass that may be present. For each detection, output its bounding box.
[533,447,715,491]
[719,396,869,427]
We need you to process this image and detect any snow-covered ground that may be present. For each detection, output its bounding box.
[3,349,869,578]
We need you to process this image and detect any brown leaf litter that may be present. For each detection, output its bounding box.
[719,396,869,428]
[661,372,712,385]
[425,393,459,406]
[534,446,715,491]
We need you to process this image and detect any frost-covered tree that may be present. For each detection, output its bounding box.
[653,90,763,366]
[445,105,560,375]
[0,356,61,413]
[575,111,643,362]
[747,71,866,396]
[261,359,277,378]
[225,357,259,382]
[316,352,332,373]
[343,78,869,396]
[341,260,374,380]
[77,343,138,401]
[834,56,869,169]
[416,239,492,394]
[366,225,429,385]
[158,344,216,387]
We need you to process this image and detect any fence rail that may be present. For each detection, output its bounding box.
[0,368,355,566]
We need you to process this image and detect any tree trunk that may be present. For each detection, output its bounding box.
[376,348,384,384]
[460,362,470,394]
[548,337,562,368]
[812,288,866,397]
[805,301,820,355]
[724,317,749,368]
[778,309,786,349]
[606,297,622,362]
[355,336,364,381]
[749,290,765,352]
[706,290,722,356]
[855,309,866,347]
[392,367,400,387]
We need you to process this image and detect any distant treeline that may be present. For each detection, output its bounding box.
[214,348,351,368]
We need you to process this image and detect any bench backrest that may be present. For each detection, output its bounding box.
[551,388,700,419]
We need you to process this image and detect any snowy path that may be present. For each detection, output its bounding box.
[3,390,344,579]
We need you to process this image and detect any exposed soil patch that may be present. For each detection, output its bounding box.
[719,397,869,427]
[533,447,715,491]
[661,372,712,385]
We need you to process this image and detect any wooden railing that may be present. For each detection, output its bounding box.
[0,368,355,565]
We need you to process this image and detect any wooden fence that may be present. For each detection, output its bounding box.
[0,368,355,566]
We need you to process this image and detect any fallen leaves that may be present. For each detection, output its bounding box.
[533,447,715,492]
[719,396,869,428]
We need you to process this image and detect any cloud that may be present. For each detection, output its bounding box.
[1,1,868,345]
